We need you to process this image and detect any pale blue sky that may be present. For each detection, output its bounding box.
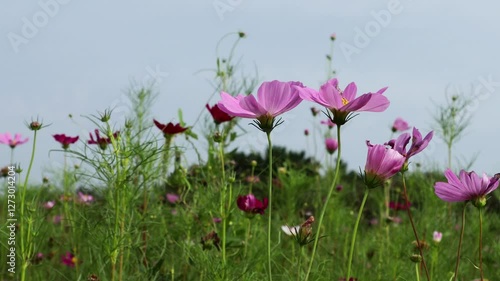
[2,0,500,183]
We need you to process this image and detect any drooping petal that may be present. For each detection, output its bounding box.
[407,129,433,159]
[296,86,331,108]
[434,169,500,203]
[347,93,390,112]
[387,133,411,157]
[217,92,258,118]
[0,133,9,144]
[434,182,470,202]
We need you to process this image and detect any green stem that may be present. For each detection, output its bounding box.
[453,203,467,281]
[108,125,124,281]
[297,247,303,281]
[10,148,14,166]
[346,189,369,281]
[402,173,430,281]
[447,145,452,170]
[416,262,421,281]
[244,219,251,258]
[305,125,342,281]
[430,244,438,281]
[20,130,38,281]
[162,136,172,182]
[219,140,227,270]
[479,207,484,281]
[266,132,273,281]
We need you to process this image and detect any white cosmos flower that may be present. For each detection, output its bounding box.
[281,225,300,236]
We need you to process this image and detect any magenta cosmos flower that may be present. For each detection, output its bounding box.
[0,133,29,148]
[88,129,119,150]
[325,137,338,154]
[217,80,303,133]
[364,142,405,189]
[153,119,188,136]
[206,103,234,124]
[295,78,389,126]
[386,127,433,163]
[391,117,410,132]
[434,169,499,207]
[61,252,78,267]
[236,194,268,215]
[53,134,79,149]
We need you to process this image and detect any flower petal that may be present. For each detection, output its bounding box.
[218,92,257,118]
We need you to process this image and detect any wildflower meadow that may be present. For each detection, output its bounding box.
[2,33,500,281]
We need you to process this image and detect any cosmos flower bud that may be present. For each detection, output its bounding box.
[410,254,422,263]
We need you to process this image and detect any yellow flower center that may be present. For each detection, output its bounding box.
[341,97,349,106]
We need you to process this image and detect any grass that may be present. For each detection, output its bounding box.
[2,136,500,280]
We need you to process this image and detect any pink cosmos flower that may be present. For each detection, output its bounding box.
[325,138,338,154]
[433,231,442,243]
[391,117,410,132]
[386,127,433,162]
[295,78,389,125]
[434,169,499,206]
[217,80,303,133]
[236,194,268,215]
[0,133,29,148]
[166,193,179,204]
[77,192,94,204]
[320,119,335,129]
[43,201,55,209]
[364,142,405,189]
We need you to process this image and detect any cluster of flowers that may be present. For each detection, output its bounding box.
[206,77,498,280]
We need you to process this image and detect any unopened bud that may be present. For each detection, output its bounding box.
[410,254,422,263]
[29,121,42,131]
[473,196,487,209]
[213,131,223,143]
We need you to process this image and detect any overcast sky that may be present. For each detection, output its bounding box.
[2,0,500,184]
